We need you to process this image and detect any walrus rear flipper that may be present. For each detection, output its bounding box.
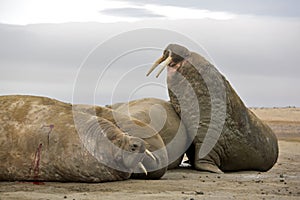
[187,143,223,174]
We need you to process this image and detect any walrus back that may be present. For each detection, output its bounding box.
[0,95,131,182]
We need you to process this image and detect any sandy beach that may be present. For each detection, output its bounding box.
[0,107,299,200]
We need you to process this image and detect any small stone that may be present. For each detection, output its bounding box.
[280,179,284,182]
[195,191,204,195]
[279,174,284,178]
[217,176,221,179]
[190,198,194,200]
[64,196,67,199]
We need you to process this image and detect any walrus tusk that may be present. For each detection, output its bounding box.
[146,56,166,76]
[156,56,172,78]
[147,50,172,77]
[138,162,148,175]
[145,149,156,161]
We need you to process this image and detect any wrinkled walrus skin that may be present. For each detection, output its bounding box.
[147,44,279,173]
[0,95,166,182]
[73,103,168,179]
[108,98,189,170]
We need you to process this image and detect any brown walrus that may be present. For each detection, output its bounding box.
[73,102,169,179]
[147,44,279,173]
[0,95,166,182]
[108,98,188,170]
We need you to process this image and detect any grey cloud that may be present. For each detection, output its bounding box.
[0,15,299,107]
[100,7,164,18]
[122,0,300,17]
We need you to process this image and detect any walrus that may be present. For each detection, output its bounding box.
[73,102,169,179]
[107,98,188,169]
[147,44,279,173]
[0,95,166,182]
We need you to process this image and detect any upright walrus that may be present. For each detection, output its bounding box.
[0,95,166,182]
[147,44,278,173]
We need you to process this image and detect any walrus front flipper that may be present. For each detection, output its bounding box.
[194,162,223,174]
[188,143,224,174]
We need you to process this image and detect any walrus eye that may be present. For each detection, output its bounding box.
[116,139,123,146]
[172,54,183,63]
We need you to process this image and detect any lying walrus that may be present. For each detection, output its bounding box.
[73,102,169,179]
[0,95,167,182]
[108,98,189,170]
[147,44,279,173]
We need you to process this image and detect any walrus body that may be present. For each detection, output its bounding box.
[0,95,167,182]
[108,98,188,169]
[73,102,169,179]
[147,44,279,173]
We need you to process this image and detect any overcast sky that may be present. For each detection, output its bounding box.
[0,0,299,107]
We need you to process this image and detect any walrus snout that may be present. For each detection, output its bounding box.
[128,137,146,153]
[122,136,157,175]
[146,44,191,78]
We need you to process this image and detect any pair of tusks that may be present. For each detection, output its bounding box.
[137,149,156,175]
[146,50,172,78]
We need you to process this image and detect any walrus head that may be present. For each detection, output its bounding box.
[74,112,156,176]
[112,133,156,176]
[73,105,167,179]
[146,44,191,78]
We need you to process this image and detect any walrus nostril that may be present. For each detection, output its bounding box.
[129,137,145,153]
[130,143,140,152]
